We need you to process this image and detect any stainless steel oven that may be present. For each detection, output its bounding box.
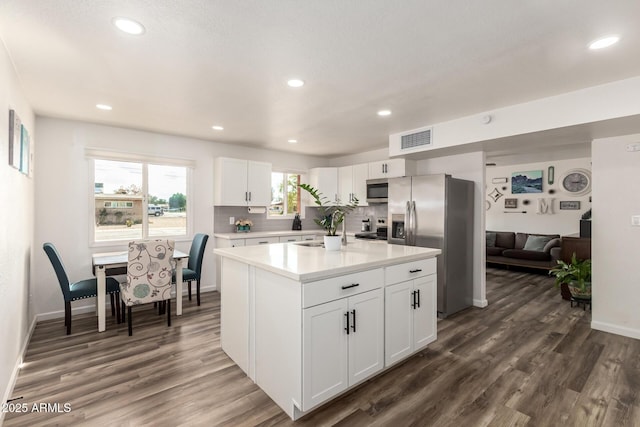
[366,178,388,203]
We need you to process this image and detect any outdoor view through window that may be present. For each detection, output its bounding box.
[269,172,300,217]
[94,159,188,242]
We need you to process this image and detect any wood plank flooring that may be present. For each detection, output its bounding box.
[5,268,640,426]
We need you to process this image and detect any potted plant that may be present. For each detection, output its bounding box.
[299,183,358,250]
[235,219,253,232]
[549,253,592,299]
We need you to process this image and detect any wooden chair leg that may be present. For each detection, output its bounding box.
[65,301,72,335]
[115,293,121,324]
[167,299,171,327]
[127,306,133,336]
[188,281,192,301]
[121,301,126,323]
[196,279,201,306]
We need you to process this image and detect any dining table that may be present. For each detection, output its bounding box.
[92,249,189,332]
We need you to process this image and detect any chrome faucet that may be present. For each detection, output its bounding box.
[341,220,347,246]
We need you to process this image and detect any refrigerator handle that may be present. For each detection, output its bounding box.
[410,201,417,246]
[405,201,411,242]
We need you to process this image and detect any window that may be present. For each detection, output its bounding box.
[93,158,190,243]
[269,172,302,217]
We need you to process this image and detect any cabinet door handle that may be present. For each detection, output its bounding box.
[249,191,252,201]
[381,164,385,174]
[409,269,422,273]
[411,290,417,309]
[258,241,269,244]
[416,289,421,308]
[351,309,356,333]
[344,312,350,335]
[341,283,360,290]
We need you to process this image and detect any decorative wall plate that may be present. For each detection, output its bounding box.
[488,188,503,202]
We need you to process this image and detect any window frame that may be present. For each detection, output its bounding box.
[268,170,306,220]
[87,149,194,247]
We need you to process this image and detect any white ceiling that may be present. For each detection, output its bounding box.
[1,1,640,159]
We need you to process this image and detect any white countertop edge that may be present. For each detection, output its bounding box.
[213,246,441,282]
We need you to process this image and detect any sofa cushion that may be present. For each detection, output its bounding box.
[515,233,529,249]
[486,232,497,247]
[494,232,515,249]
[486,246,505,256]
[543,237,561,253]
[523,235,555,251]
[502,249,551,261]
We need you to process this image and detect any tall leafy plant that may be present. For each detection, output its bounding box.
[299,183,358,236]
[549,253,592,292]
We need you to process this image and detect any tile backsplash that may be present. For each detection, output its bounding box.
[214,205,388,234]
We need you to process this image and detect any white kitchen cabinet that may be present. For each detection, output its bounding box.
[214,157,272,206]
[368,158,415,180]
[308,167,338,205]
[384,274,436,367]
[245,236,280,246]
[338,163,368,206]
[302,288,383,411]
[279,235,302,243]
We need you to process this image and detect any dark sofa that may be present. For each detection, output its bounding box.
[486,231,561,270]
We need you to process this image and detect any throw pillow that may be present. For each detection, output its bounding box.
[523,235,554,252]
[486,232,497,247]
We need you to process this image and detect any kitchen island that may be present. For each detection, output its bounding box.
[214,240,441,420]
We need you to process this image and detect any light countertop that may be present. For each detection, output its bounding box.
[214,230,323,239]
[214,240,441,282]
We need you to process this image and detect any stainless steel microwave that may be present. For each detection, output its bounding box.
[366,178,388,203]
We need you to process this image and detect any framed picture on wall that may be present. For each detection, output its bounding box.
[20,124,30,175]
[8,109,21,169]
[512,170,543,194]
[504,198,518,208]
[559,201,581,210]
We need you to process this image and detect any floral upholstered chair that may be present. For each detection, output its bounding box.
[120,239,175,336]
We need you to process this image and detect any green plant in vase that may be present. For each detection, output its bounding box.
[549,253,592,299]
[299,183,358,236]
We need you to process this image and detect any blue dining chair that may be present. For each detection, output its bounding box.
[173,233,209,306]
[43,243,121,335]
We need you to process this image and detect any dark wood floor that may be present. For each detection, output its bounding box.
[5,268,640,426]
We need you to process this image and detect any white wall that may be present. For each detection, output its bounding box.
[486,158,592,235]
[591,134,640,339]
[415,151,487,308]
[32,118,326,319]
[0,41,35,413]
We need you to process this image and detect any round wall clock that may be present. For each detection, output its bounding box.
[560,168,591,196]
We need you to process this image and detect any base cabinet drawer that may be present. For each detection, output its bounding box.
[385,258,436,285]
[245,237,280,246]
[303,268,383,308]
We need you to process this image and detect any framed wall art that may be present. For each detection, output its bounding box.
[8,109,21,169]
[559,201,581,210]
[20,124,30,175]
[512,170,543,194]
[492,177,508,184]
[504,198,518,208]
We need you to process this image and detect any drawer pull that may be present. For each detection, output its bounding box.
[258,241,269,244]
[341,283,360,290]
[409,269,422,273]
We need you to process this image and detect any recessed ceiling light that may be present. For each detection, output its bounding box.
[113,17,145,35]
[589,35,620,50]
[96,104,112,111]
[212,125,224,131]
[287,79,305,88]
[377,110,392,116]
[288,139,298,144]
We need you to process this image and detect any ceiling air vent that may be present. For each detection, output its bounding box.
[401,128,433,150]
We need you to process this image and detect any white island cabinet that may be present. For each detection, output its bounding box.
[214,240,440,420]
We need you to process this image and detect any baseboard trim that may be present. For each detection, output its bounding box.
[591,320,640,340]
[473,299,489,308]
[1,315,37,421]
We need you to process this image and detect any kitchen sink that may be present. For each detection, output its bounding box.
[293,241,325,248]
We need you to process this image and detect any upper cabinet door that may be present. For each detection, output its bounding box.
[309,167,339,205]
[351,163,369,206]
[247,161,272,206]
[368,159,415,179]
[384,159,410,178]
[338,166,354,205]
[215,157,249,206]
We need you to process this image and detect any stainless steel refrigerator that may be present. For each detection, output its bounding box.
[388,174,474,318]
